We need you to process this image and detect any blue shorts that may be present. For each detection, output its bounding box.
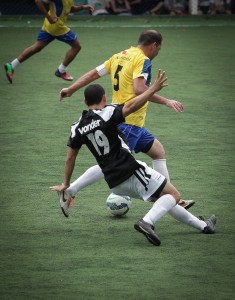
[118,124,155,153]
[37,29,78,46]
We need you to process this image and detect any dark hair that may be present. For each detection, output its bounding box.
[138,30,162,46]
[84,84,105,106]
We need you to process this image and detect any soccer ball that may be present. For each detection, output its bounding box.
[106,193,131,216]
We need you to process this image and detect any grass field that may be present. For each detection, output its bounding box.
[0,15,235,300]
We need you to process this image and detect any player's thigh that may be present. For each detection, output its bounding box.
[36,29,54,49]
[146,139,166,160]
[57,30,81,50]
[71,39,81,51]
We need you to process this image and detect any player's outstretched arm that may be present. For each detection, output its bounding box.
[149,93,184,112]
[60,69,100,101]
[123,70,167,117]
[71,4,94,14]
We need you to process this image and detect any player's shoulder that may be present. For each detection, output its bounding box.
[129,47,150,66]
[102,104,123,118]
[104,104,121,112]
[130,46,148,58]
[106,103,123,108]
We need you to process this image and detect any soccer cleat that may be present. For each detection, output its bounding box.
[58,190,74,218]
[178,199,195,210]
[134,219,161,246]
[4,63,14,84]
[201,214,216,234]
[55,69,73,81]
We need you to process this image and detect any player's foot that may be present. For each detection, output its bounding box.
[200,215,216,234]
[134,219,161,246]
[55,69,73,81]
[178,199,195,210]
[4,63,14,84]
[58,190,74,218]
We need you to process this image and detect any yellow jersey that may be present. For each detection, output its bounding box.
[104,47,152,128]
[42,0,73,36]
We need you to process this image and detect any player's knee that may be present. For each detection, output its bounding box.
[166,183,181,203]
[147,140,166,159]
[172,189,181,203]
[73,43,81,52]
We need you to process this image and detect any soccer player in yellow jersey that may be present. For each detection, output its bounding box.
[4,0,93,84]
[55,30,194,216]
[103,46,153,128]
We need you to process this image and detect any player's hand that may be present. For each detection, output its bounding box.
[48,15,58,24]
[153,70,168,92]
[83,5,94,14]
[60,88,72,101]
[50,183,69,192]
[166,99,184,112]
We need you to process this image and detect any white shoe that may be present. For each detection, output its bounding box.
[58,191,74,218]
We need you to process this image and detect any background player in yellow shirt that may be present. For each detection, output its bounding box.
[4,0,93,84]
[56,30,194,216]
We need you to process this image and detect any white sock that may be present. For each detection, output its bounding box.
[168,204,207,231]
[11,59,20,70]
[152,159,170,181]
[67,165,104,197]
[143,194,176,225]
[58,63,66,73]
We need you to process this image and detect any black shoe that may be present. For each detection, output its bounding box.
[201,215,216,234]
[134,219,161,246]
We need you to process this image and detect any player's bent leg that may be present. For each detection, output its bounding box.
[135,193,177,246]
[168,205,216,233]
[146,139,166,161]
[55,40,81,81]
[18,40,48,63]
[4,41,48,84]
[67,165,104,197]
[148,140,195,210]
[135,181,180,246]
[64,41,81,63]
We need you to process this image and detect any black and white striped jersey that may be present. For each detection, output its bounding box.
[67,104,141,188]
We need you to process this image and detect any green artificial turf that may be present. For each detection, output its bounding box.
[0,16,234,300]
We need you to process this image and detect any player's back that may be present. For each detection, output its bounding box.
[104,47,152,127]
[105,47,151,104]
[76,105,140,187]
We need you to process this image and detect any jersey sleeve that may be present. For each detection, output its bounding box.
[133,58,152,85]
[67,122,83,150]
[96,64,109,77]
[108,104,125,125]
[103,56,113,74]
